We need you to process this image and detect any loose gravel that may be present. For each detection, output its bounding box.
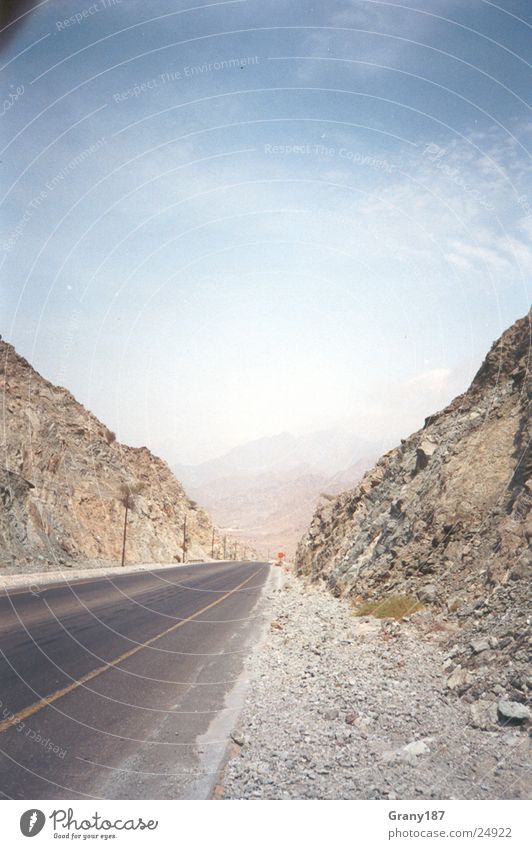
[222,573,530,800]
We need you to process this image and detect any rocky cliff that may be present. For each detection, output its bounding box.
[0,340,220,571]
[297,311,530,712]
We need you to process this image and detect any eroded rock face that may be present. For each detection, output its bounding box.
[296,311,531,699]
[0,341,217,570]
[297,310,530,598]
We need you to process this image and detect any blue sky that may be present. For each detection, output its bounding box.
[1,0,531,463]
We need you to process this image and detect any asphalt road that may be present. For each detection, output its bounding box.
[0,560,271,799]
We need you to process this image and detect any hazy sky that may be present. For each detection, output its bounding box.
[1,0,531,464]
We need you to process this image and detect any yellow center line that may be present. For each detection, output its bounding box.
[0,568,262,734]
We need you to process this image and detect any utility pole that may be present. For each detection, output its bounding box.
[182,516,187,564]
[223,535,227,560]
[121,493,129,568]
[234,542,238,560]
[211,528,215,559]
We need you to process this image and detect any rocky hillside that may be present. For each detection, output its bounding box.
[297,311,530,711]
[0,340,220,571]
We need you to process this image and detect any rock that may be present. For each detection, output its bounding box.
[415,440,438,472]
[470,639,490,654]
[402,740,430,756]
[497,700,531,723]
[470,699,498,730]
[381,620,401,636]
[353,715,372,732]
[446,667,474,691]
[322,708,339,721]
[230,729,246,746]
[352,619,381,636]
[418,584,437,604]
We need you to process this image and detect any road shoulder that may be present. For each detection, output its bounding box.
[221,574,529,800]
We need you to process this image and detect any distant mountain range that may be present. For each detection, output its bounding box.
[173,428,380,556]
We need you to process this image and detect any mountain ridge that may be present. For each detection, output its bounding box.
[296,309,531,708]
[0,339,224,571]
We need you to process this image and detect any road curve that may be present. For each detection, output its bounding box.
[0,560,271,799]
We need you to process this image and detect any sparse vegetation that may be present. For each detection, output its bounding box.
[352,594,424,619]
[105,429,116,445]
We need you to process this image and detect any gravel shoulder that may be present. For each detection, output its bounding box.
[222,572,530,800]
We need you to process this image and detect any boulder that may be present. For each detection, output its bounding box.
[497,699,531,723]
[415,440,438,472]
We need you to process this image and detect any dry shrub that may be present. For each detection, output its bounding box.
[353,594,424,619]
